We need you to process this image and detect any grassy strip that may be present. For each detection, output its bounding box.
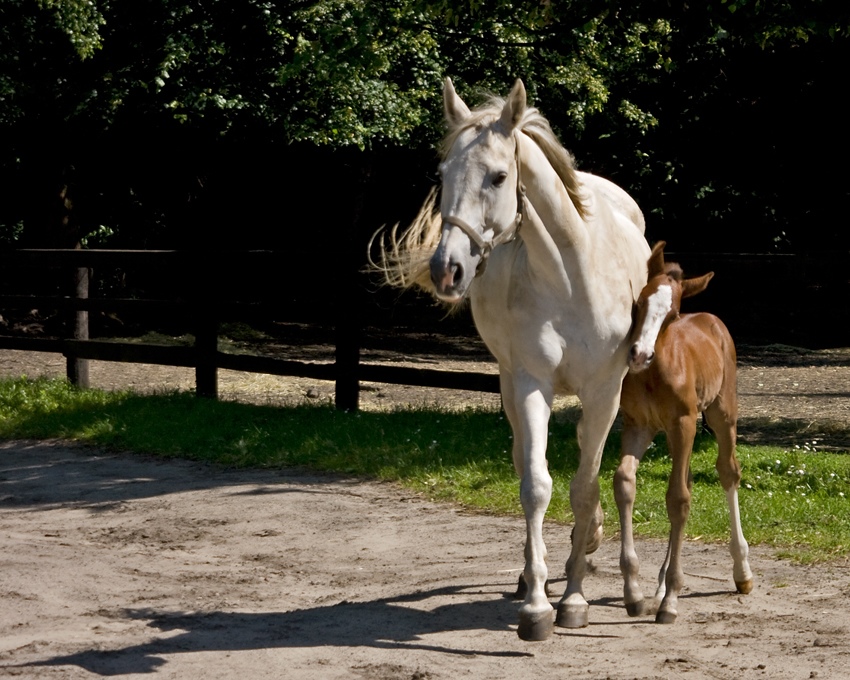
[1,376,849,563]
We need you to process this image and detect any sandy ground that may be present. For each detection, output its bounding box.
[1,439,849,680]
[1,347,849,678]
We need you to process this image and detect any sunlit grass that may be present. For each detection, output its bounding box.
[1,376,848,563]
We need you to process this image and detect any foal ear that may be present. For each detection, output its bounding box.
[647,240,667,277]
[681,271,714,299]
[443,77,471,128]
[499,79,527,132]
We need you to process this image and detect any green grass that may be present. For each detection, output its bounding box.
[2,376,849,563]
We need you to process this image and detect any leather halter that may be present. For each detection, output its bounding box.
[441,131,527,276]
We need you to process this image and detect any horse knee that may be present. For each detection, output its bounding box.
[665,489,691,524]
[614,466,636,505]
[520,470,553,511]
[716,457,742,491]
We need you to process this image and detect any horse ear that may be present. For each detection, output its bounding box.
[647,240,666,277]
[443,77,471,128]
[499,79,526,132]
[681,271,714,299]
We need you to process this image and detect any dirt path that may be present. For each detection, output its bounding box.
[1,439,849,680]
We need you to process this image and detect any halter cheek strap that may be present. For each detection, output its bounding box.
[442,131,527,276]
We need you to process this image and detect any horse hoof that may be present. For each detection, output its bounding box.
[625,599,648,617]
[655,609,677,624]
[514,573,527,599]
[517,609,554,641]
[735,578,754,595]
[555,602,589,629]
[513,575,551,600]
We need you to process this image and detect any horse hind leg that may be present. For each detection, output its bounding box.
[705,404,754,595]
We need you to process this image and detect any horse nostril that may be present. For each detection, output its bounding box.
[452,263,463,286]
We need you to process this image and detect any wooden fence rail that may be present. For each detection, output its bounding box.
[2,248,847,408]
[0,249,500,410]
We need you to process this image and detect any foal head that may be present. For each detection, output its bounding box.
[628,241,714,373]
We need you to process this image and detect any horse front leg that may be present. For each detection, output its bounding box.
[614,422,656,617]
[512,372,555,641]
[557,378,622,629]
[656,417,696,623]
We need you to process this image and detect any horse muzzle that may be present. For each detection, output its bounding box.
[430,256,469,302]
[628,343,655,373]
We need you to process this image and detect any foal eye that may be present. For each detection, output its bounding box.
[492,172,508,188]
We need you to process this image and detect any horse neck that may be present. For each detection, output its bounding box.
[513,136,591,298]
[519,138,588,253]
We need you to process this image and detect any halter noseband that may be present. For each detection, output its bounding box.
[441,131,527,276]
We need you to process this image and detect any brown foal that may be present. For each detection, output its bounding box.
[616,241,754,624]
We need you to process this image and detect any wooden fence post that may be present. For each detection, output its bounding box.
[190,253,218,399]
[334,160,371,411]
[194,308,218,399]
[66,263,90,388]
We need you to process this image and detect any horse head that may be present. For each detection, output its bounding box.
[628,241,714,372]
[429,78,527,301]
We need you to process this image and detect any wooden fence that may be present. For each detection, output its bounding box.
[1,249,847,410]
[0,249,499,410]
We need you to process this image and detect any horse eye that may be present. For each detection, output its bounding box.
[493,172,508,188]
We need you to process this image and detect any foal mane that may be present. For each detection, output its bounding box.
[664,262,684,281]
[372,95,587,294]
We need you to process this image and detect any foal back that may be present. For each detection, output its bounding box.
[620,311,737,432]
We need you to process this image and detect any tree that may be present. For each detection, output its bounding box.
[1,1,848,252]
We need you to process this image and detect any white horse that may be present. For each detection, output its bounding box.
[378,79,650,640]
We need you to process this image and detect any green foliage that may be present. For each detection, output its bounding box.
[2,377,849,563]
[279,2,443,148]
[1,1,848,249]
[37,0,106,58]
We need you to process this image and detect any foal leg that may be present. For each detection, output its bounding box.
[512,371,555,641]
[653,467,692,606]
[614,423,656,616]
[656,416,696,624]
[706,404,754,595]
[557,378,622,629]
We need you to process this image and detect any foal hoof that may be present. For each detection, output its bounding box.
[625,599,649,617]
[555,601,589,629]
[735,578,754,595]
[655,609,677,624]
[517,608,554,641]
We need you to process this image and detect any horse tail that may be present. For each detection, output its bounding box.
[368,187,440,293]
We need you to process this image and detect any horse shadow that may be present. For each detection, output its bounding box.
[17,582,535,676]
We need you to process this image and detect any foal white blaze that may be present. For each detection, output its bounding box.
[629,283,673,371]
[617,241,754,625]
[417,78,650,640]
